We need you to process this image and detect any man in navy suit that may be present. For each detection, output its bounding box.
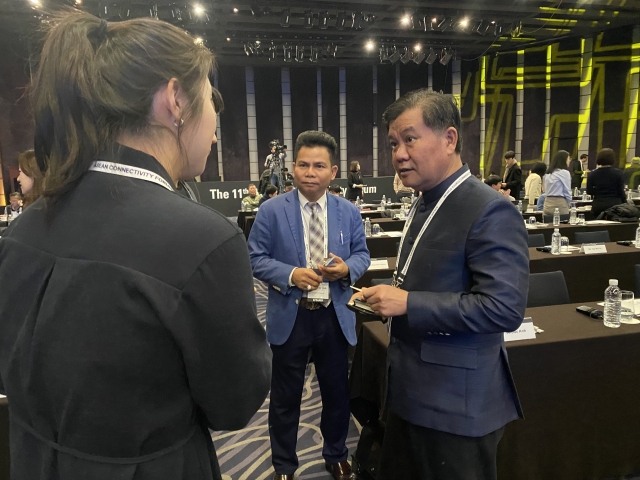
[249,131,370,480]
[354,90,529,479]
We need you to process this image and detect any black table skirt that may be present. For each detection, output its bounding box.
[349,303,640,480]
[527,221,636,244]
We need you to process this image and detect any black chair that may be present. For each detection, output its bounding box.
[371,278,393,286]
[574,230,610,244]
[542,214,570,223]
[527,271,571,308]
[528,234,546,248]
[635,265,640,297]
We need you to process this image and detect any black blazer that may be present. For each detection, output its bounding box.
[0,145,271,480]
[503,164,522,200]
[568,159,584,189]
[347,171,363,200]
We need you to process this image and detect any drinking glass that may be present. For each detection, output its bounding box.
[560,236,570,253]
[577,214,586,225]
[372,223,381,235]
[528,216,537,227]
[620,291,639,324]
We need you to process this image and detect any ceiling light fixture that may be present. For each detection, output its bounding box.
[414,44,422,51]
[425,47,437,64]
[193,4,205,15]
[319,10,329,29]
[388,46,401,64]
[400,47,413,64]
[309,45,319,62]
[379,45,389,63]
[194,37,203,44]
[401,15,411,25]
[336,11,347,30]
[304,10,313,28]
[295,44,305,62]
[365,40,375,51]
[226,37,231,41]
[283,43,292,62]
[413,49,426,64]
[460,18,469,27]
[280,8,290,27]
[440,47,453,65]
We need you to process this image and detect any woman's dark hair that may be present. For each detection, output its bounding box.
[547,150,570,175]
[264,184,278,196]
[531,162,547,177]
[18,149,44,207]
[349,161,359,172]
[596,148,616,166]
[484,176,502,187]
[293,131,338,166]
[31,11,219,209]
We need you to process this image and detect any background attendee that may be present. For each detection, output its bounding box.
[347,160,364,202]
[284,181,294,193]
[259,168,272,194]
[524,162,547,204]
[393,172,413,201]
[358,89,528,480]
[543,150,572,215]
[587,148,626,217]
[0,12,271,480]
[623,156,640,190]
[536,192,547,211]
[485,176,515,201]
[249,131,370,480]
[5,192,23,218]
[328,184,342,196]
[501,151,522,200]
[242,183,262,210]
[282,167,294,184]
[569,154,584,190]
[259,184,278,207]
[265,146,282,191]
[17,149,44,208]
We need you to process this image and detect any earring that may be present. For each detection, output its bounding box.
[174,118,184,127]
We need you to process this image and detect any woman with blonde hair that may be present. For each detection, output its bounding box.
[0,11,270,480]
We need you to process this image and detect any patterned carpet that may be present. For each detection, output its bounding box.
[212,280,362,480]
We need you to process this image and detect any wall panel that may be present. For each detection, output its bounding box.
[399,62,429,95]
[321,67,341,157]
[376,65,397,177]
[460,59,481,174]
[290,66,318,144]
[254,66,283,173]
[218,66,249,181]
[346,66,373,175]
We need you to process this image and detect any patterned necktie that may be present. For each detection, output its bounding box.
[307,202,324,268]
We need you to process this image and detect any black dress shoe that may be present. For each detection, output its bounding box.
[273,474,294,480]
[325,460,356,480]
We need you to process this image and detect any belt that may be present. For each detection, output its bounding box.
[300,298,325,310]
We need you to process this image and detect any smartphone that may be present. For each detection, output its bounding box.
[616,240,634,246]
[322,257,335,267]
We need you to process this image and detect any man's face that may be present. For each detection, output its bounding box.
[293,146,338,202]
[9,197,21,208]
[248,185,257,196]
[506,157,516,167]
[329,190,340,196]
[491,183,501,192]
[388,107,459,192]
[285,185,294,192]
[269,191,278,199]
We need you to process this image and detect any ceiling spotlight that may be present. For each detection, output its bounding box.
[438,17,453,31]
[309,45,319,62]
[460,18,469,27]
[244,43,254,56]
[400,47,413,64]
[379,45,389,63]
[388,46,401,64]
[194,37,203,44]
[493,22,503,36]
[193,4,205,15]
[304,10,313,28]
[75,0,82,4]
[268,42,277,61]
[440,47,453,65]
[475,20,490,35]
[491,20,496,24]
[319,10,329,29]
[414,44,422,52]
[413,50,426,64]
[226,37,231,41]
[401,15,410,26]
[283,44,292,62]
[281,8,290,27]
[29,0,39,4]
[336,11,347,29]
[365,40,375,51]
[354,12,366,30]
[432,17,437,23]
[295,44,305,62]
[425,47,437,64]
[250,4,265,18]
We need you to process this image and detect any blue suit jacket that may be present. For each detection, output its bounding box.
[248,190,370,346]
[388,166,529,437]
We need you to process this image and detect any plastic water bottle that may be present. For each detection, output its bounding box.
[553,208,560,226]
[410,193,415,205]
[635,223,640,249]
[381,195,387,210]
[551,228,561,255]
[582,191,587,201]
[364,217,372,237]
[516,201,522,214]
[569,203,577,225]
[240,201,246,212]
[603,279,622,328]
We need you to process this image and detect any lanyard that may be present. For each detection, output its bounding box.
[89,161,174,192]
[392,170,472,288]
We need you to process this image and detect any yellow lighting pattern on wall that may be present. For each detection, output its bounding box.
[479,56,487,174]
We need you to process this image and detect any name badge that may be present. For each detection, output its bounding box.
[308,282,330,301]
[504,317,536,342]
[580,243,607,254]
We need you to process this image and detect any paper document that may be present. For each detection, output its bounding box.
[382,231,403,237]
[585,220,620,225]
[368,258,390,270]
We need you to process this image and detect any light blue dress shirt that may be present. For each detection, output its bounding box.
[543,170,572,206]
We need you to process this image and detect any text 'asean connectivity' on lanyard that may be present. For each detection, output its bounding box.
[392,170,472,287]
[88,161,174,192]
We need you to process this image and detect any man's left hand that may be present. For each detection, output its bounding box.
[354,285,409,317]
[317,253,349,282]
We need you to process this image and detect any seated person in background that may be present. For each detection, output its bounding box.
[524,162,546,204]
[284,181,294,193]
[259,168,272,195]
[282,167,294,183]
[242,183,262,210]
[623,157,640,191]
[6,192,24,218]
[328,184,342,197]
[485,176,515,201]
[393,172,414,201]
[536,192,547,211]
[259,184,278,207]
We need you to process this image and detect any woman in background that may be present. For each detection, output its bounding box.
[524,162,547,206]
[17,149,44,207]
[587,148,625,218]
[543,150,572,215]
[0,11,270,480]
[347,160,364,202]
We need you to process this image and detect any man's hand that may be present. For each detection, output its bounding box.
[317,253,349,282]
[292,268,323,291]
[350,285,409,317]
[500,188,511,197]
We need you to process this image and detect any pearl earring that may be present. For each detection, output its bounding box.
[174,119,184,127]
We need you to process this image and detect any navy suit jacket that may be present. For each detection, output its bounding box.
[388,165,529,437]
[248,189,370,346]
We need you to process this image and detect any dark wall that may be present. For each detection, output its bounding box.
[460,59,481,174]
[254,66,283,172]
[346,66,373,175]
[522,47,547,165]
[321,67,341,156]
[399,62,429,95]
[290,66,318,145]
[377,65,396,177]
[218,65,249,181]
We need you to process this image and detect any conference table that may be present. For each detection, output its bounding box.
[349,302,640,480]
[356,243,640,302]
[0,396,7,479]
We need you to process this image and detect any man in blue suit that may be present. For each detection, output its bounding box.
[355,90,529,479]
[248,131,370,480]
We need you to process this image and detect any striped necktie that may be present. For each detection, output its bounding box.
[307,202,324,268]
